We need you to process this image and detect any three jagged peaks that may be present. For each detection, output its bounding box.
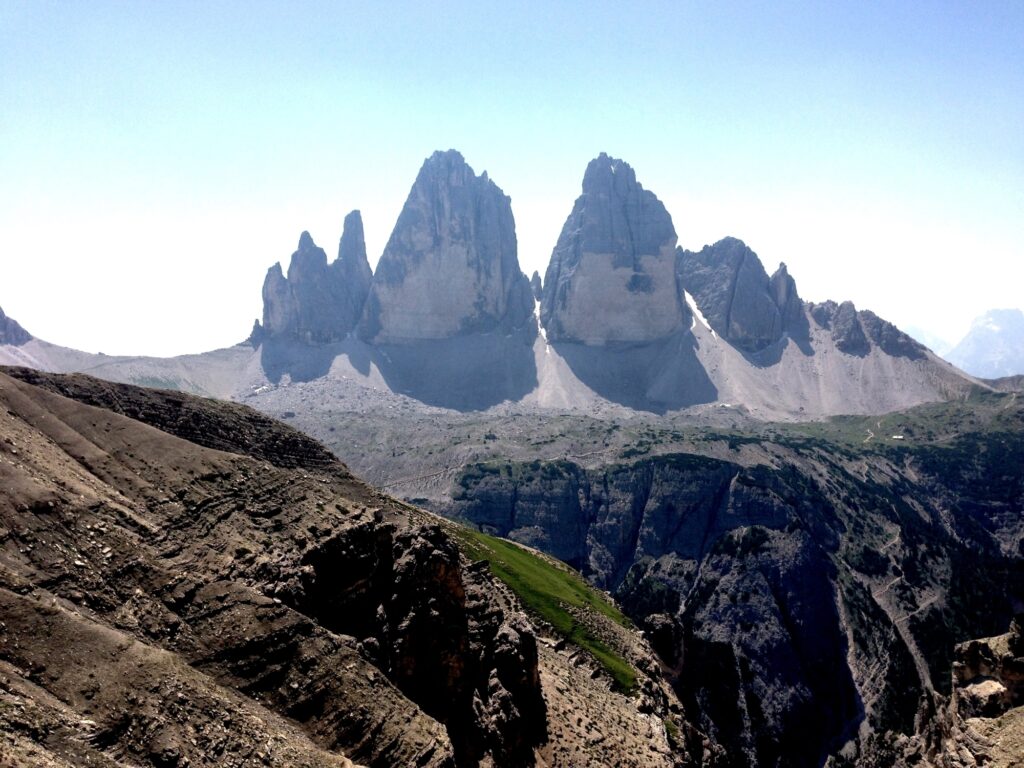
[0,148,976,418]
[243,148,937,415]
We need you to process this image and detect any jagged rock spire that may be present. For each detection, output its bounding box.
[360,150,532,343]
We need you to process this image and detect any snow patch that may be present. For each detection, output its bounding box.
[684,291,716,337]
[534,299,548,344]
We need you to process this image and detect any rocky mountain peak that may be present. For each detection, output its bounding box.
[540,154,685,344]
[530,271,543,301]
[359,150,533,343]
[0,306,32,346]
[338,210,367,267]
[769,261,805,333]
[677,237,798,353]
[260,216,373,344]
[287,231,329,283]
[946,308,1024,378]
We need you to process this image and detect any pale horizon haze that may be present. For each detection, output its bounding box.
[1,1,1022,356]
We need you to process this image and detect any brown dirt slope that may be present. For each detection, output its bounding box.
[0,368,705,767]
[0,369,520,766]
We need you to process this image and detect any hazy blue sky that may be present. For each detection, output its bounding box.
[2,1,1022,356]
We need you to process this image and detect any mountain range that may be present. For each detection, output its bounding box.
[2,150,1022,767]
[945,308,1024,379]
[0,149,983,419]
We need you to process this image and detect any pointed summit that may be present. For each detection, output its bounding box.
[0,306,32,346]
[360,150,532,343]
[338,210,367,267]
[331,210,373,330]
[678,238,806,352]
[540,154,684,344]
[260,217,373,344]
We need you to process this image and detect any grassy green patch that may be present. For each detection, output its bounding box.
[663,717,681,747]
[453,526,636,692]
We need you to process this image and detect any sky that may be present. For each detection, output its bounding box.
[1,1,1022,357]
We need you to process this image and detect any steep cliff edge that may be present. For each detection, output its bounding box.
[0,367,710,767]
[541,153,687,344]
[360,150,533,344]
[440,393,1024,766]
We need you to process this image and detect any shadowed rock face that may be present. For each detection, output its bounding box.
[769,263,805,335]
[677,238,799,353]
[335,209,374,318]
[0,306,32,346]
[260,214,372,343]
[541,154,686,344]
[443,415,1024,767]
[360,150,533,344]
[809,300,925,359]
[530,271,543,301]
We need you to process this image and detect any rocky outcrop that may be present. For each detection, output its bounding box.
[0,368,553,767]
[769,263,805,334]
[540,154,687,345]
[260,213,373,343]
[530,271,543,302]
[0,305,31,345]
[677,238,804,352]
[360,150,533,344]
[809,299,925,358]
[443,409,1024,767]
[859,309,927,358]
[952,615,1024,719]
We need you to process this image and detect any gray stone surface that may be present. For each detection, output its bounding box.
[260,213,372,344]
[677,237,791,353]
[360,150,533,343]
[541,154,686,344]
[810,300,873,355]
[0,306,32,346]
[530,271,543,302]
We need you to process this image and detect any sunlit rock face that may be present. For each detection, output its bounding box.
[360,150,533,344]
[540,153,687,345]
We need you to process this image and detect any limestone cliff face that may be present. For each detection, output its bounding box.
[360,150,533,344]
[333,210,374,324]
[540,154,686,345]
[260,213,372,343]
[677,237,801,352]
[443,416,1024,767]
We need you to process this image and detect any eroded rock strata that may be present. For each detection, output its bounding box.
[0,367,706,767]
